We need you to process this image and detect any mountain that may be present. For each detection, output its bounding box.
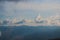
[1,26,60,40]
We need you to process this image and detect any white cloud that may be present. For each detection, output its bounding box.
[1,14,60,26]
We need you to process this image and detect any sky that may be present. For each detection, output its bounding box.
[0,0,60,20]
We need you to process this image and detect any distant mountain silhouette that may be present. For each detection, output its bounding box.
[1,26,60,40]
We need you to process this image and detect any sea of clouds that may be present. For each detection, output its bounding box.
[0,15,60,26]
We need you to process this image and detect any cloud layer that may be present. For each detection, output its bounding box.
[0,15,60,26]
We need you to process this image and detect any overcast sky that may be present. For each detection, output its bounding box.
[0,0,60,20]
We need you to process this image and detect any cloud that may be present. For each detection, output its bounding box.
[1,14,60,26]
[12,18,18,23]
[46,15,60,26]
[0,19,12,25]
